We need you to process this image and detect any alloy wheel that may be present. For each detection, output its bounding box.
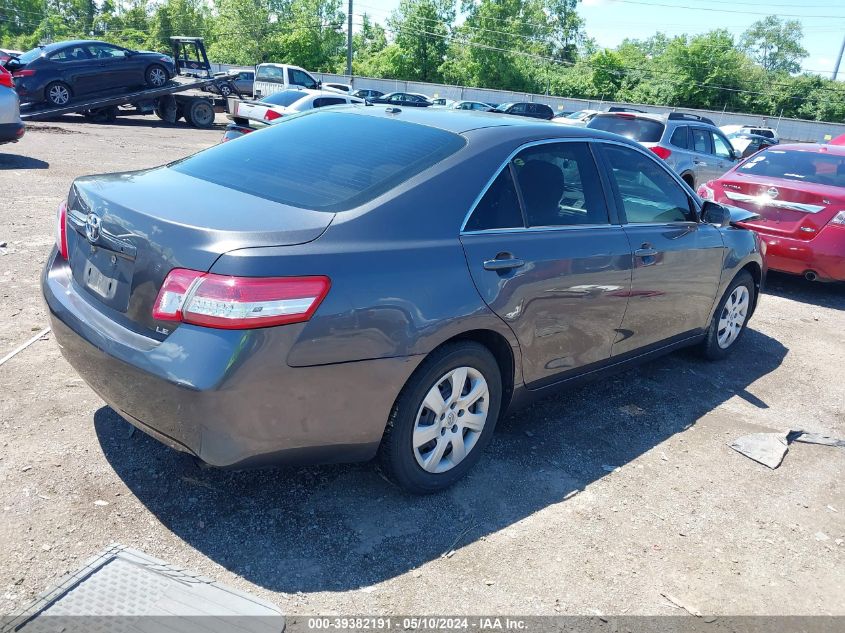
[413,366,489,474]
[49,84,70,105]
[149,67,167,86]
[717,285,749,349]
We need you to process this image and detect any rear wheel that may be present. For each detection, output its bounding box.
[700,270,754,360]
[185,98,215,128]
[45,81,71,107]
[378,342,502,494]
[145,64,168,88]
[218,83,233,97]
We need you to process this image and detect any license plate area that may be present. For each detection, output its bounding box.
[71,242,134,312]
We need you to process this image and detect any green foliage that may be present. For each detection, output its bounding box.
[0,0,842,122]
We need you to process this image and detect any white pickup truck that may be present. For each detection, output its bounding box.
[253,63,321,99]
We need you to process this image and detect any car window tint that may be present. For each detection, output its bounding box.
[88,44,124,59]
[261,89,307,106]
[388,93,403,102]
[289,69,315,88]
[588,115,665,143]
[464,169,524,232]
[171,111,466,212]
[738,149,845,187]
[602,144,693,223]
[50,45,90,62]
[670,126,689,149]
[313,97,346,108]
[512,142,609,227]
[712,133,733,158]
[691,128,711,153]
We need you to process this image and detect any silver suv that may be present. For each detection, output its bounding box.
[0,66,24,145]
[587,112,739,188]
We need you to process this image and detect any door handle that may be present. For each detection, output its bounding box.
[634,247,658,258]
[483,257,525,271]
[694,160,706,165]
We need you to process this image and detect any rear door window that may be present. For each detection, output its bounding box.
[588,115,665,143]
[171,111,466,212]
[512,142,609,227]
[670,126,689,149]
[691,128,712,154]
[49,45,91,62]
[463,169,524,232]
[601,144,694,223]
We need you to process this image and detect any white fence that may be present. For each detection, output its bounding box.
[210,63,845,143]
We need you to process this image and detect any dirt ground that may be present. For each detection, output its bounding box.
[0,115,843,619]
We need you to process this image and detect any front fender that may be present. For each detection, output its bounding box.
[708,227,765,323]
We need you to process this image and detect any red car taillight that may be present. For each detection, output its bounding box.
[12,69,36,78]
[264,110,283,121]
[55,201,69,260]
[153,269,331,330]
[650,146,672,160]
[0,70,13,89]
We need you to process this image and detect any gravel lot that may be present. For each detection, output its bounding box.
[0,115,843,619]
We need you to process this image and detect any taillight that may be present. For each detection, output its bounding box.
[12,69,36,78]
[153,269,330,330]
[55,201,69,260]
[698,182,715,200]
[650,146,672,160]
[0,71,12,89]
[264,109,283,121]
[830,210,845,226]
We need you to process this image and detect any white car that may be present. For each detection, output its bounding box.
[232,89,364,125]
[551,109,601,126]
[323,82,352,93]
[450,100,494,112]
[720,124,780,143]
[253,63,321,99]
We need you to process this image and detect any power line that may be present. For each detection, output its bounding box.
[602,0,845,20]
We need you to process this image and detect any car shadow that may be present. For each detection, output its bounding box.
[95,328,787,593]
[25,113,225,130]
[763,272,844,310]
[0,153,49,169]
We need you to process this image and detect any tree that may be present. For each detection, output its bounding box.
[740,16,808,74]
[387,0,454,83]
[208,0,274,65]
[148,0,210,52]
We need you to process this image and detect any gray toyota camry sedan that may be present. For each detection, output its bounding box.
[42,107,765,493]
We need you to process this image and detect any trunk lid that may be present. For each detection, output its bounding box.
[715,174,845,239]
[65,166,333,338]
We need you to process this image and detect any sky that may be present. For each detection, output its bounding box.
[352,0,845,78]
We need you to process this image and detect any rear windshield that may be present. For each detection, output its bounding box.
[260,90,307,106]
[738,149,845,187]
[589,115,665,143]
[16,47,43,64]
[170,111,466,211]
[255,65,284,83]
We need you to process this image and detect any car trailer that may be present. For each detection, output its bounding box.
[18,37,233,129]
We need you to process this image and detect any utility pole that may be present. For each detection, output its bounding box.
[833,33,845,81]
[346,0,353,77]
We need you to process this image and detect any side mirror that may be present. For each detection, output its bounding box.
[701,201,731,228]
[730,149,741,161]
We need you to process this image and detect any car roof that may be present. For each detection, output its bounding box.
[775,143,845,156]
[338,105,641,144]
[41,40,115,52]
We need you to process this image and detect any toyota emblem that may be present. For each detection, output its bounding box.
[85,213,101,243]
[766,186,779,199]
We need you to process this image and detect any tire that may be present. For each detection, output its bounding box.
[154,95,178,123]
[378,341,502,494]
[700,270,754,360]
[218,83,232,97]
[186,98,215,128]
[145,64,168,88]
[682,174,695,188]
[83,106,117,123]
[45,81,72,107]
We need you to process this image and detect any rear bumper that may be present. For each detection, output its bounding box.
[757,226,845,281]
[42,250,421,468]
[0,121,24,143]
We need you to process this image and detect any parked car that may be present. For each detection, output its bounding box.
[351,88,383,101]
[552,109,601,126]
[727,132,778,158]
[699,143,845,282]
[43,108,763,493]
[0,48,23,67]
[720,124,780,144]
[323,82,351,93]
[828,134,845,146]
[431,98,455,108]
[493,102,554,120]
[451,100,495,112]
[227,88,364,136]
[588,111,739,188]
[208,68,254,97]
[7,40,175,106]
[252,63,320,99]
[0,66,25,144]
[369,92,432,107]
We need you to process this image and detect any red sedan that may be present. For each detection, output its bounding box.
[698,143,845,282]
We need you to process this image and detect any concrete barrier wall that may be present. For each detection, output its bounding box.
[210,63,845,143]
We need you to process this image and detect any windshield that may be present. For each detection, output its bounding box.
[588,115,665,143]
[170,111,467,212]
[737,149,845,188]
[260,90,308,107]
[15,47,43,64]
